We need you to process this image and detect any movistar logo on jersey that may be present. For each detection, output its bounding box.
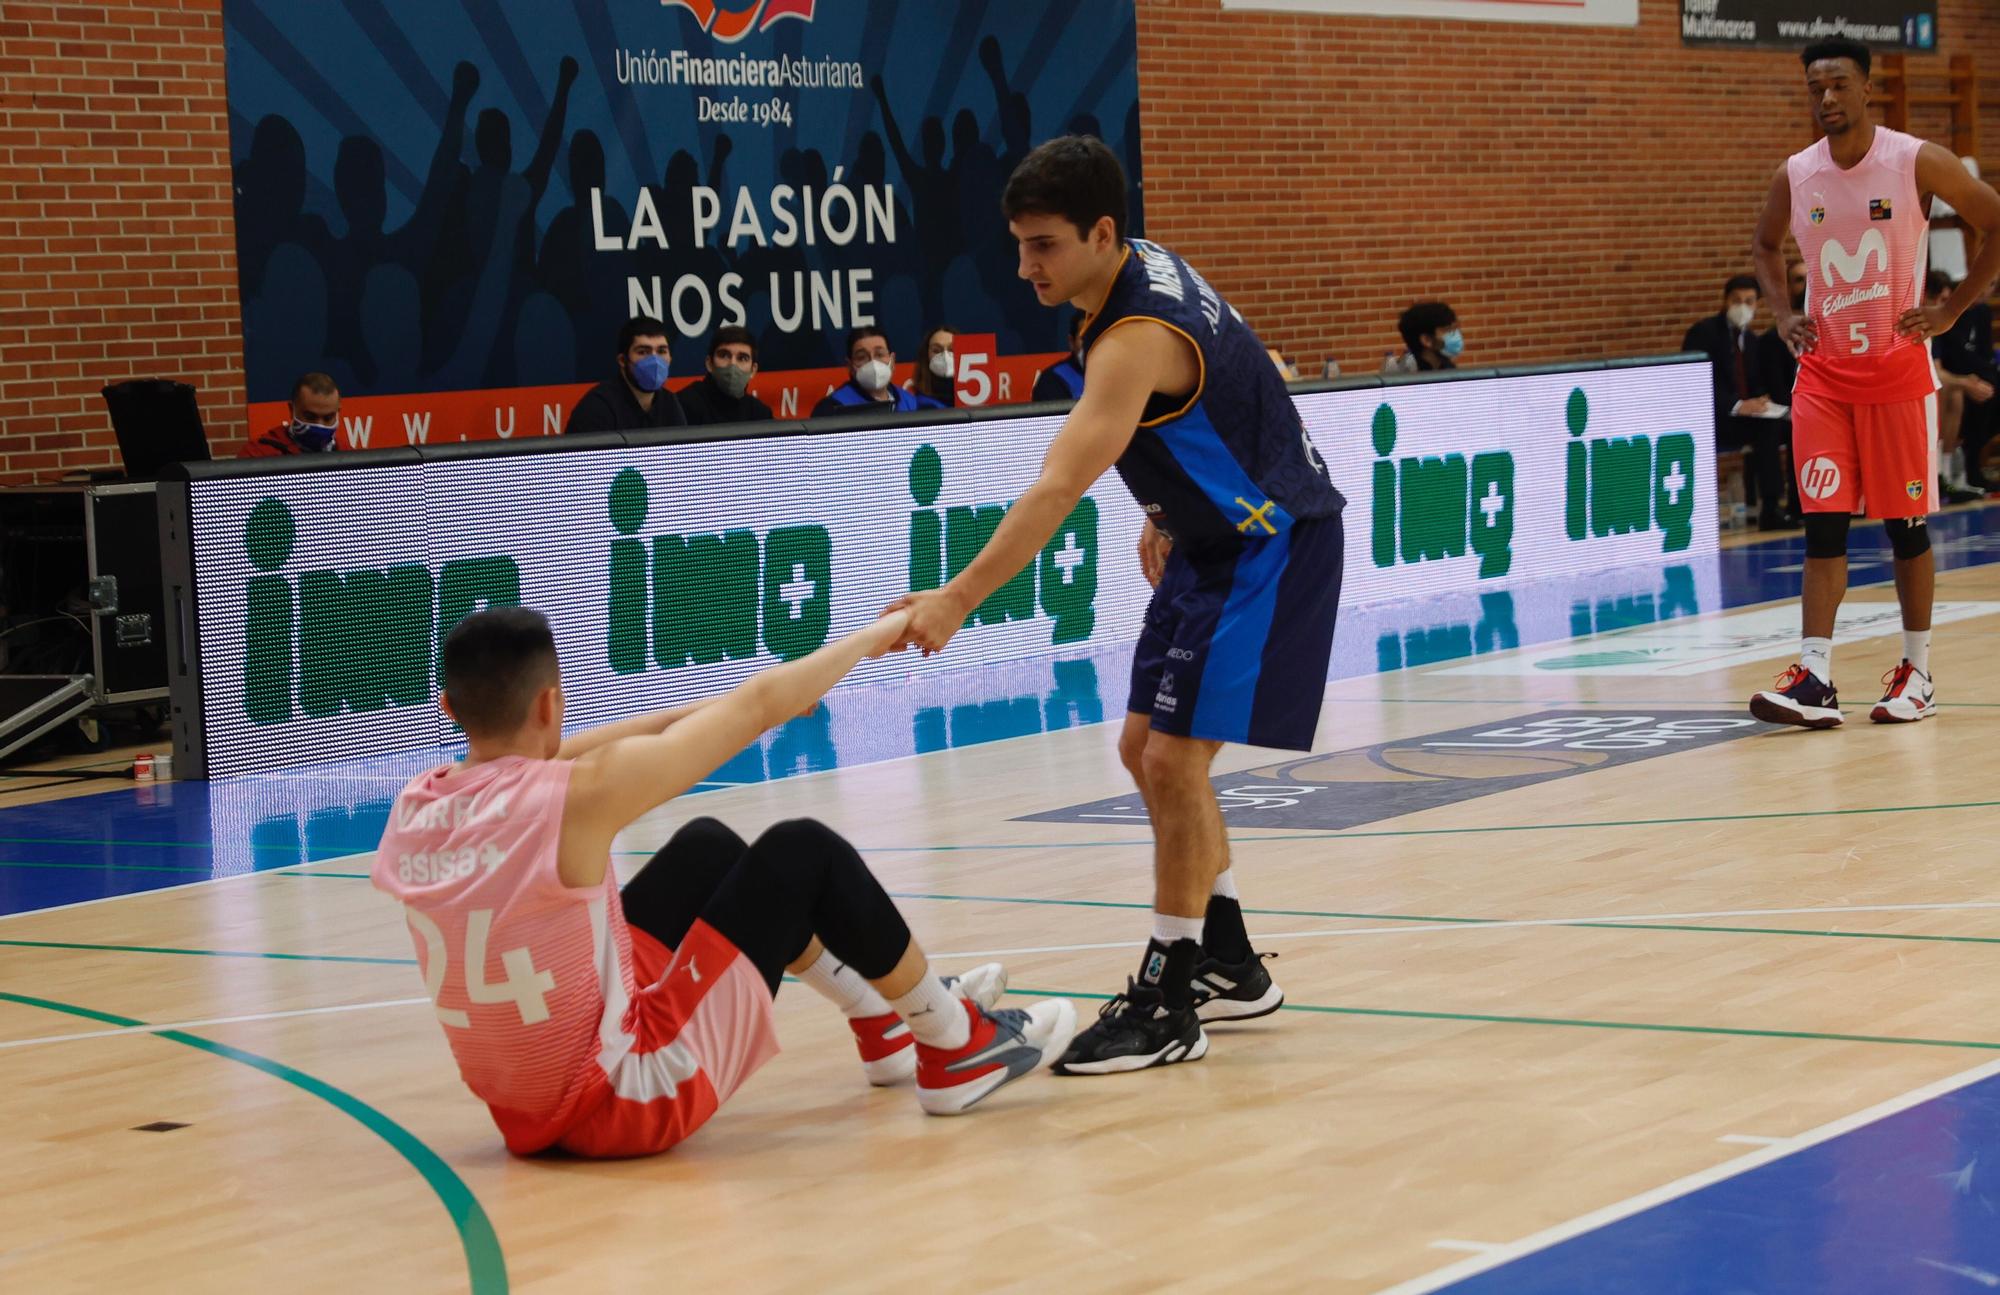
[242,498,520,723]
[1821,228,1888,288]
[1368,404,1515,579]
[1562,388,1696,554]
[907,444,1097,643]
[605,467,831,674]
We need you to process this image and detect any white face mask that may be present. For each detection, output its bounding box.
[1726,302,1756,329]
[856,359,893,392]
[928,350,955,379]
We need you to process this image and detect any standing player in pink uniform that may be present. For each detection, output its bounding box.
[373,606,1074,1159]
[1750,38,2000,729]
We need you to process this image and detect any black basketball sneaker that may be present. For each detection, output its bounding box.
[1051,978,1207,1075]
[1750,664,1843,729]
[1192,950,1284,1023]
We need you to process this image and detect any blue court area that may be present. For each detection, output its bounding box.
[5,506,2000,920]
[1433,1064,2000,1294]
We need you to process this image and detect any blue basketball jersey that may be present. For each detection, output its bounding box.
[1080,239,1345,545]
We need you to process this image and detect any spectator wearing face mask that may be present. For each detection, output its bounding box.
[1385,302,1462,374]
[1686,275,1794,529]
[811,326,945,417]
[245,372,344,456]
[677,325,774,427]
[909,324,960,408]
[563,316,687,435]
[1033,312,1086,401]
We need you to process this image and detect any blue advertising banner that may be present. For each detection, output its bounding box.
[220,0,1142,426]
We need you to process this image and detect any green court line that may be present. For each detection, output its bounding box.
[0,938,414,966]
[1003,986,2000,1053]
[0,858,239,875]
[849,797,2000,851]
[884,891,2000,948]
[0,990,506,1293]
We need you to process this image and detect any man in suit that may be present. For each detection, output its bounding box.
[1686,275,1796,529]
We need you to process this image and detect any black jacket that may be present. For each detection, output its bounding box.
[1683,312,1765,425]
[563,378,686,435]
[677,374,775,427]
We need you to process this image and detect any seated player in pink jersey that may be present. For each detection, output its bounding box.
[372,606,1075,1158]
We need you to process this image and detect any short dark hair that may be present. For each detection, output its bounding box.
[290,372,338,401]
[1398,301,1457,353]
[708,325,757,362]
[1802,38,1871,77]
[1001,134,1128,243]
[844,325,889,358]
[1926,269,1954,298]
[618,316,670,354]
[441,607,559,737]
[1724,275,1761,299]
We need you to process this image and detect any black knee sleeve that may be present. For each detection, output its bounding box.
[696,819,912,991]
[618,817,747,949]
[1803,512,1851,559]
[1883,516,1931,561]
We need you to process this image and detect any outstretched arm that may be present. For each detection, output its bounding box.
[890,323,1173,652]
[1753,163,1814,357]
[555,696,718,761]
[560,613,908,865]
[869,75,915,176]
[523,57,580,201]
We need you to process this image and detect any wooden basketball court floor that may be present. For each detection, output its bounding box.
[6,518,2000,1294]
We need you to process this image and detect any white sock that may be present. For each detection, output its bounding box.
[1211,870,1239,901]
[889,975,970,1049]
[1903,629,1931,676]
[1801,636,1833,684]
[795,950,890,1019]
[1948,449,1968,489]
[1153,912,1204,945]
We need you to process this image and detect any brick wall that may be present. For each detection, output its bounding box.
[1138,0,2000,377]
[2,0,1996,482]
[0,0,242,485]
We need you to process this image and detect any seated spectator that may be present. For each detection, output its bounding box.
[909,325,958,408]
[1925,270,1991,503]
[811,327,945,417]
[1385,302,1461,374]
[244,372,342,457]
[1685,275,1795,529]
[678,325,774,427]
[564,316,687,435]
[1032,313,1086,401]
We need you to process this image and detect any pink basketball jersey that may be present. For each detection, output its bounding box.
[373,756,643,1149]
[1787,127,1938,405]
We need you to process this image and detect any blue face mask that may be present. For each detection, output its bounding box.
[629,354,670,392]
[1439,329,1465,359]
[289,417,338,451]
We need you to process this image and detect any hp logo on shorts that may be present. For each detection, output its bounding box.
[1800,456,1842,502]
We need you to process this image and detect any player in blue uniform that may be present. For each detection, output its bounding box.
[892,135,1347,1075]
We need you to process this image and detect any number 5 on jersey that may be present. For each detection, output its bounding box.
[406,907,558,1026]
[1850,321,1869,354]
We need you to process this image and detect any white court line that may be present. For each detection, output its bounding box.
[0,853,375,926]
[1426,1240,1503,1255]
[922,899,2000,962]
[1371,1054,2000,1295]
[0,996,430,1054]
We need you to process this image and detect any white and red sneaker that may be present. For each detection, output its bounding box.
[915,997,1077,1116]
[1870,660,1936,723]
[847,962,1010,1086]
